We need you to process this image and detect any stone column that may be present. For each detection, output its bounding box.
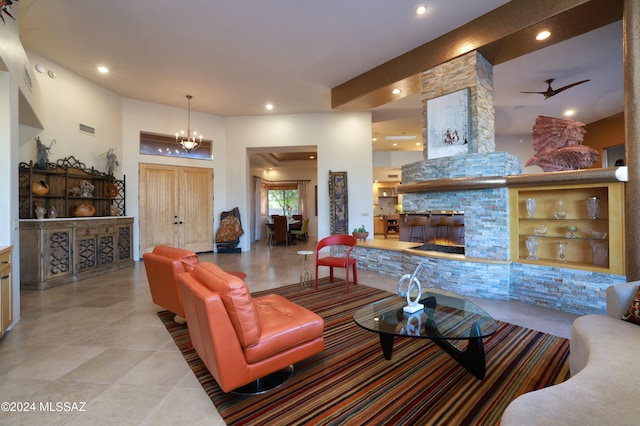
[421,51,495,159]
[625,0,640,280]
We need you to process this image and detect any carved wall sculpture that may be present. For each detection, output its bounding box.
[525,115,599,172]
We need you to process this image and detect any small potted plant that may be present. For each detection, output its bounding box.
[352,225,369,241]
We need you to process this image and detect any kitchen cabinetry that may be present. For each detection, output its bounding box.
[374,217,385,235]
[0,246,12,337]
[384,215,400,237]
[509,182,625,274]
[19,217,134,290]
[19,156,125,219]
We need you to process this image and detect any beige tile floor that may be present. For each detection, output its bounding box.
[0,238,579,425]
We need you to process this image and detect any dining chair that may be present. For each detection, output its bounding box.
[290,218,309,242]
[266,219,275,245]
[273,215,289,245]
[315,234,358,294]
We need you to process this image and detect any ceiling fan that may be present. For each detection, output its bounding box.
[521,78,590,99]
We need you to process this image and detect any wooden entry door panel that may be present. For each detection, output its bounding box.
[139,164,213,255]
[180,167,213,252]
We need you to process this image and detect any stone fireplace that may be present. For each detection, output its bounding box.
[352,50,625,315]
[402,152,522,261]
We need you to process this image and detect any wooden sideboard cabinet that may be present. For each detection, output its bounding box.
[0,246,13,337]
[19,217,134,290]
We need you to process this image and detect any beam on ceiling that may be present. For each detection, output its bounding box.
[331,0,623,111]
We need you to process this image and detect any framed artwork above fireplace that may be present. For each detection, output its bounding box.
[426,88,471,160]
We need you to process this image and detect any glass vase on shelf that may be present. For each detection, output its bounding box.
[525,198,537,218]
[525,236,538,260]
[586,197,600,219]
[554,199,568,219]
[557,242,568,263]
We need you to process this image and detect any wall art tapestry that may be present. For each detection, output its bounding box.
[329,171,348,235]
[426,88,470,160]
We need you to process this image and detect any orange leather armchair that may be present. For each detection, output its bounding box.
[178,262,325,393]
[143,245,199,319]
[315,234,358,294]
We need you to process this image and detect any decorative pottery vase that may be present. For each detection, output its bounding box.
[48,206,57,219]
[109,205,119,216]
[35,205,46,219]
[32,179,49,195]
[352,231,369,241]
[79,180,95,198]
[105,183,118,198]
[70,204,96,217]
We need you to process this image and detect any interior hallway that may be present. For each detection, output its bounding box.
[0,239,578,425]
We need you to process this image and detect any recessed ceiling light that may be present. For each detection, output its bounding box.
[265,103,274,110]
[386,135,416,140]
[392,88,401,95]
[392,143,398,147]
[97,66,109,74]
[372,137,377,142]
[564,109,575,116]
[536,31,551,41]
[415,142,421,146]
[310,155,315,159]
[416,5,427,15]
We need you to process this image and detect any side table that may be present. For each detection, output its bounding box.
[297,250,314,288]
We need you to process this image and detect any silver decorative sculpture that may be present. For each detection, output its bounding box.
[397,262,426,313]
[104,148,120,175]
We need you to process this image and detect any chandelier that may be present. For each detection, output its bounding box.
[176,95,202,153]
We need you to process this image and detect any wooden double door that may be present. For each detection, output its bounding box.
[139,164,213,255]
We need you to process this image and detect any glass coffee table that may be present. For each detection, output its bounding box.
[353,288,498,379]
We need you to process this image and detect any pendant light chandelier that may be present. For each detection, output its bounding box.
[176,95,202,153]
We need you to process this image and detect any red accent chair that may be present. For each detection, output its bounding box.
[315,234,358,294]
[143,245,200,319]
[178,262,325,393]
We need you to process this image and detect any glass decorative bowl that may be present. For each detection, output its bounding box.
[533,224,548,236]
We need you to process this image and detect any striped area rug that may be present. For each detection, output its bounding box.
[158,279,570,425]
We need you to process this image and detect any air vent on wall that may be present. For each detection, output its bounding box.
[387,174,399,179]
[78,123,96,136]
[23,66,33,91]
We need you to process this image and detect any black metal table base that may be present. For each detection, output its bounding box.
[378,321,487,380]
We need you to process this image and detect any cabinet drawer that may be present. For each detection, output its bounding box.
[0,251,11,265]
[0,251,10,274]
[99,226,116,234]
[78,227,97,236]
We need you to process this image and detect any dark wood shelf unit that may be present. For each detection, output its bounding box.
[19,156,126,219]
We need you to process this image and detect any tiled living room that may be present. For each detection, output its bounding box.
[2,0,640,424]
[0,239,580,424]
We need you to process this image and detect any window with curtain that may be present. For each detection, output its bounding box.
[267,184,299,216]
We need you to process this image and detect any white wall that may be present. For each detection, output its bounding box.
[373,150,423,168]
[20,52,122,173]
[0,7,47,329]
[495,134,543,174]
[122,99,227,260]
[226,112,373,250]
